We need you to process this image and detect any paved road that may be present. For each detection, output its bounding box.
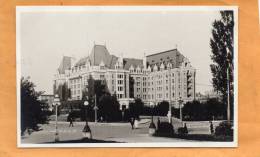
[21,116,215,144]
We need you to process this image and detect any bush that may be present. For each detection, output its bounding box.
[156,122,175,136]
[215,121,233,137]
[149,122,156,129]
[182,99,226,121]
[178,127,188,135]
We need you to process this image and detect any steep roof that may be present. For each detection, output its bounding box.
[74,57,89,67]
[146,49,185,68]
[89,45,118,69]
[58,56,72,74]
[123,58,143,70]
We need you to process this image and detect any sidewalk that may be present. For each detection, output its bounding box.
[49,119,151,126]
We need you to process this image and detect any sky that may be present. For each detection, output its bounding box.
[19,7,221,95]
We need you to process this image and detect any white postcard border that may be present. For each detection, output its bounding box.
[16,6,238,148]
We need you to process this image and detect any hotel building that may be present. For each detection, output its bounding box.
[53,44,196,109]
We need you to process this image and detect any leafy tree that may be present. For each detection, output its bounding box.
[129,98,144,119]
[86,75,108,106]
[98,93,121,122]
[210,11,234,119]
[183,100,204,120]
[182,99,225,121]
[206,98,225,120]
[20,77,51,135]
[155,101,169,116]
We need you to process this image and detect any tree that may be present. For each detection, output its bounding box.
[129,98,144,119]
[183,100,204,120]
[210,11,234,120]
[20,77,51,135]
[205,98,225,120]
[98,93,121,122]
[155,101,169,116]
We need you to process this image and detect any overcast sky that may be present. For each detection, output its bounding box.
[19,7,221,94]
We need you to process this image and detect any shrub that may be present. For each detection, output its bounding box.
[177,124,188,135]
[156,122,175,136]
[215,121,233,136]
[149,122,156,129]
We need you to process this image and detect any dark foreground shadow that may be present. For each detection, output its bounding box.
[154,133,233,142]
[44,138,120,143]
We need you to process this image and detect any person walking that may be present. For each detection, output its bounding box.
[157,117,161,129]
[210,121,214,134]
[68,113,74,127]
[130,117,135,130]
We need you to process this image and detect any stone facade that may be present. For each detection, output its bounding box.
[53,44,196,108]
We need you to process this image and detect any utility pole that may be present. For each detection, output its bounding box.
[227,65,230,122]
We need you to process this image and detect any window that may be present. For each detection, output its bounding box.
[117,74,123,78]
[118,86,123,91]
[118,80,123,84]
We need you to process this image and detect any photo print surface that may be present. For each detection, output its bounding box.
[16,6,238,147]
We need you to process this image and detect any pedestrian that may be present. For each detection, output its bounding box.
[68,113,74,127]
[210,121,214,134]
[130,117,135,130]
[184,123,188,134]
[157,117,161,128]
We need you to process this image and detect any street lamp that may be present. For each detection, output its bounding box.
[149,102,156,135]
[178,97,184,125]
[53,94,61,142]
[93,94,98,124]
[167,101,172,123]
[82,100,92,139]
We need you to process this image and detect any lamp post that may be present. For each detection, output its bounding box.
[93,94,98,124]
[178,97,183,125]
[149,102,156,135]
[82,100,92,139]
[53,94,60,142]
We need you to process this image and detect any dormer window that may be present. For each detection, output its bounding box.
[129,65,134,73]
[153,65,158,71]
[100,60,105,70]
[147,66,151,72]
[160,63,165,70]
[136,66,141,73]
